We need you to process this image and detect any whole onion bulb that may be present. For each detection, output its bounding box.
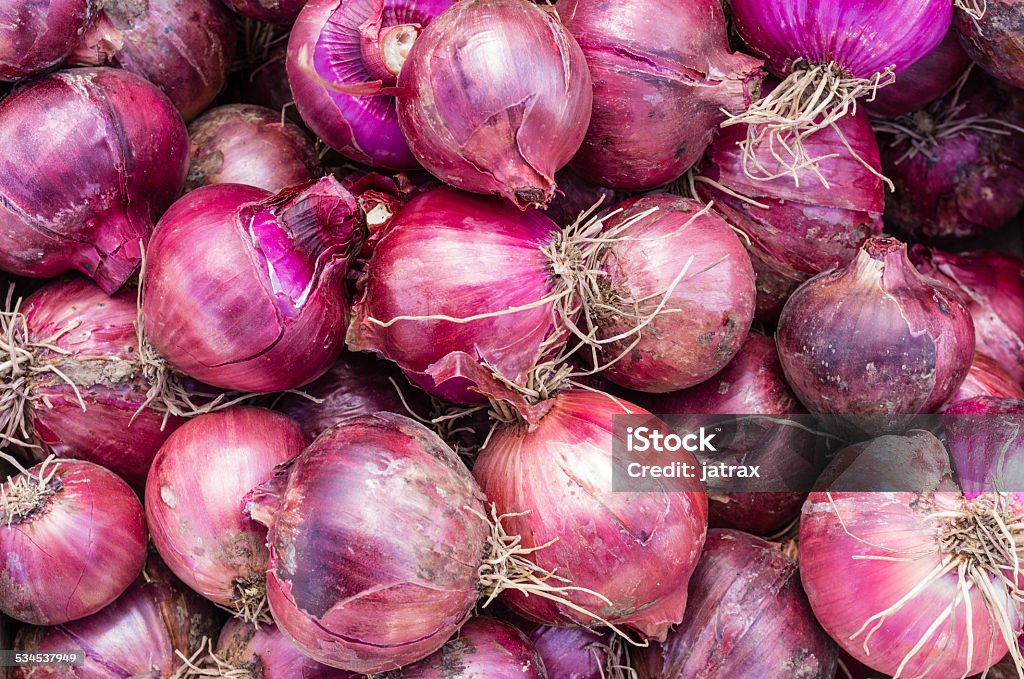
[636,529,837,679]
[186,104,322,193]
[247,413,488,673]
[777,237,975,420]
[955,0,1024,88]
[911,246,1024,385]
[288,0,454,170]
[396,0,593,208]
[224,0,308,23]
[0,0,95,81]
[0,458,146,625]
[143,176,363,392]
[696,107,884,319]
[0,68,188,294]
[473,389,708,640]
[146,408,309,623]
[215,618,357,678]
[68,0,236,121]
[393,617,547,678]
[943,353,1024,408]
[561,0,763,191]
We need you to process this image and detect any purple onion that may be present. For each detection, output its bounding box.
[528,625,612,679]
[943,352,1024,409]
[0,0,96,81]
[396,617,547,678]
[955,0,1024,89]
[945,397,1024,501]
[215,618,357,678]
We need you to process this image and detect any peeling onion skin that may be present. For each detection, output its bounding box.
[223,0,309,23]
[392,617,548,678]
[143,177,362,392]
[636,529,837,679]
[942,352,1024,409]
[247,413,488,673]
[955,0,1024,89]
[473,389,708,641]
[68,0,237,121]
[0,68,188,294]
[594,194,756,393]
[528,625,608,679]
[561,0,763,191]
[0,460,147,625]
[216,618,359,678]
[396,0,593,208]
[0,0,96,81]
[146,408,309,617]
[777,237,975,420]
[186,104,322,194]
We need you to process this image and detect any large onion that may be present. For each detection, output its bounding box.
[955,0,1024,89]
[395,617,547,678]
[0,0,96,81]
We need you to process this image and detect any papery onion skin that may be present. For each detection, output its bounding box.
[68,0,236,121]
[393,617,547,678]
[561,0,763,191]
[594,193,755,393]
[396,0,593,208]
[696,108,884,319]
[636,529,837,679]
[11,557,222,679]
[0,460,147,625]
[0,0,95,81]
[143,177,362,392]
[247,413,488,673]
[347,186,562,404]
[473,389,708,640]
[955,0,1024,88]
[146,408,309,617]
[0,68,188,294]
[944,396,1024,501]
[528,625,608,679]
[186,104,322,193]
[223,0,309,23]
[777,237,974,418]
[288,0,455,170]
[942,353,1024,409]
[217,617,358,678]
[910,246,1024,385]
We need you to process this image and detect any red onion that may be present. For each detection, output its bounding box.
[473,389,708,640]
[287,0,454,170]
[945,397,1024,501]
[0,0,95,81]
[0,458,146,625]
[877,73,1024,241]
[224,0,308,24]
[214,618,357,678]
[590,193,755,393]
[640,333,817,536]
[143,176,363,392]
[777,237,975,420]
[944,353,1024,408]
[636,529,837,679]
[3,278,186,490]
[696,107,884,319]
[11,557,222,679]
[68,0,236,121]
[528,625,611,679]
[800,430,1024,677]
[956,0,1024,89]
[186,104,322,193]
[561,0,763,191]
[395,617,547,678]
[146,407,309,623]
[396,0,593,208]
[0,68,188,294]
[911,246,1024,385]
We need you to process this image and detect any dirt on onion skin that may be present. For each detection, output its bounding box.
[956,1,1024,89]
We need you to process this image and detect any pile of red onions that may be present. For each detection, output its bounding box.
[561,0,762,191]
[955,0,1024,89]
[224,0,309,23]
[288,0,454,169]
[911,246,1024,384]
[942,353,1024,408]
[143,176,363,392]
[146,407,309,623]
[0,0,95,81]
[473,389,708,639]
[396,0,593,207]
[67,0,236,121]
[777,237,975,420]
[395,617,547,678]
[636,529,837,678]
[696,107,884,318]
[214,618,356,678]
[0,68,188,293]
[591,193,755,393]
[186,104,322,193]
[877,73,1024,241]
[0,457,146,625]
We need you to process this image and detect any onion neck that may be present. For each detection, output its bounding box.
[850,236,920,291]
[67,12,125,66]
[359,19,421,84]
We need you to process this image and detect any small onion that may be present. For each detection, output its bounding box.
[143,176,363,392]
[777,237,975,420]
[215,618,357,678]
[0,458,146,625]
[394,617,547,678]
[68,0,237,121]
[910,246,1024,385]
[636,529,837,679]
[955,0,1024,89]
[0,68,188,293]
[473,389,708,640]
[186,104,322,193]
[561,0,763,191]
[223,0,309,23]
[0,0,95,81]
[528,625,611,679]
[943,353,1024,409]
[396,0,593,208]
[146,407,309,623]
